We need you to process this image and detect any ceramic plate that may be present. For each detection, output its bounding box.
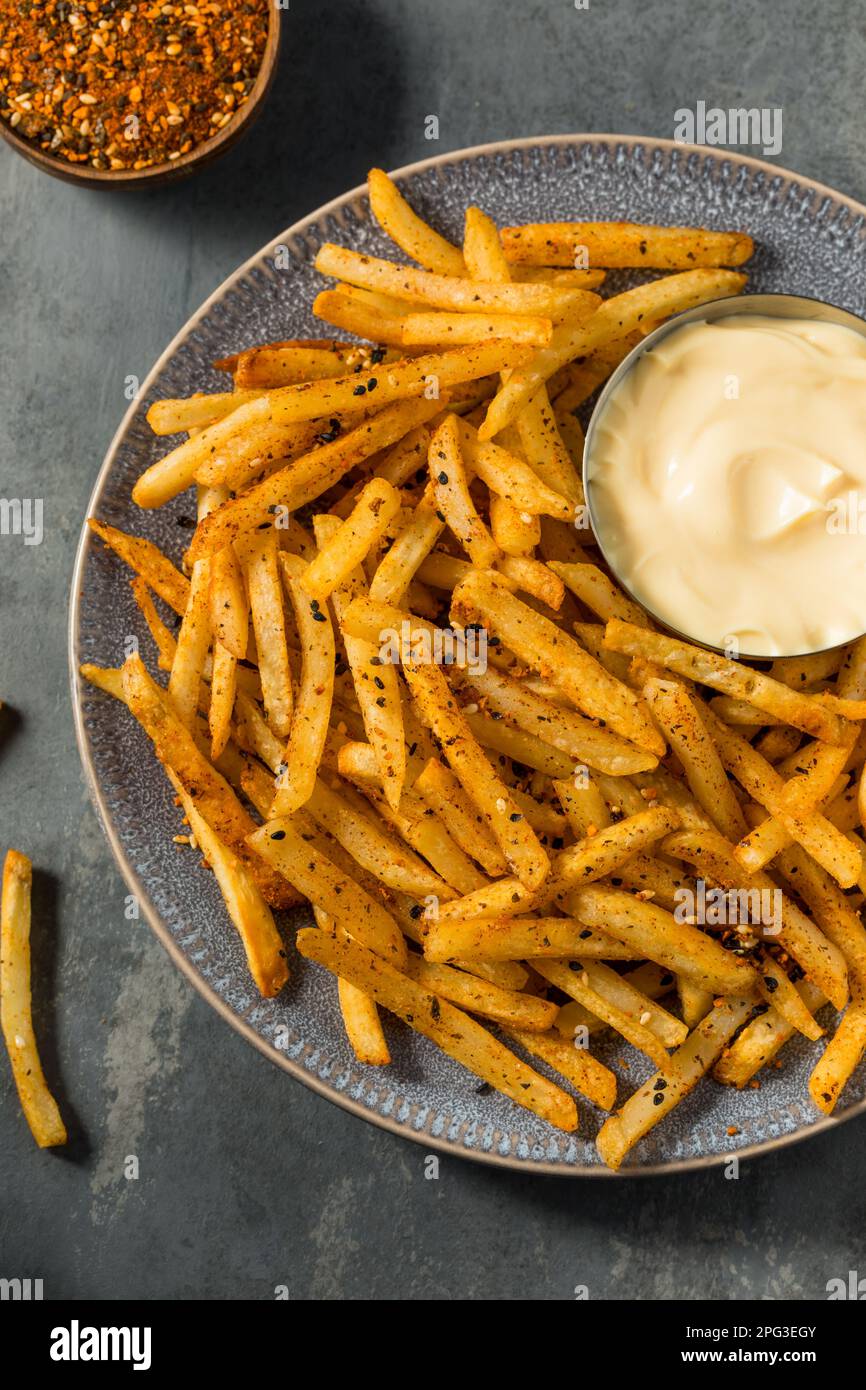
[70,135,866,1174]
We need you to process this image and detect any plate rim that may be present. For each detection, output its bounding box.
[68,131,866,1177]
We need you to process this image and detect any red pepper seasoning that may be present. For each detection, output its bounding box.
[0,0,269,172]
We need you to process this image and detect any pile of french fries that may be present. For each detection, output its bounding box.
[79,168,866,1169]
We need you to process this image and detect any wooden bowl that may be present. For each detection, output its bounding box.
[0,7,281,190]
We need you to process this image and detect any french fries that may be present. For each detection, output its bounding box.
[1,851,67,1148]
[500,221,754,270]
[80,172,866,1169]
[297,928,577,1131]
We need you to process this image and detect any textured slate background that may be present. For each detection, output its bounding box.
[2,0,866,1300]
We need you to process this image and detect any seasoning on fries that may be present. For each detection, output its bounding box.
[76,164,866,1167]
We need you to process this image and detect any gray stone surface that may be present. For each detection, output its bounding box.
[2,0,865,1301]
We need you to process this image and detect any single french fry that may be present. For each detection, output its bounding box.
[232,340,381,388]
[430,414,500,567]
[315,242,601,320]
[88,518,189,615]
[452,570,663,755]
[147,387,267,435]
[500,221,754,269]
[809,1005,866,1113]
[403,311,553,348]
[209,544,249,660]
[0,851,67,1148]
[405,956,558,1031]
[208,640,237,761]
[296,927,577,1130]
[463,205,511,282]
[314,516,407,811]
[120,655,297,909]
[572,885,759,997]
[246,531,293,740]
[313,288,409,347]
[643,681,748,843]
[503,1028,617,1110]
[402,656,549,889]
[774,844,866,994]
[755,948,824,1042]
[168,556,212,731]
[556,805,681,887]
[423,915,639,963]
[130,575,177,671]
[479,269,746,439]
[369,166,465,275]
[269,552,335,814]
[369,489,445,606]
[514,388,584,505]
[173,783,287,997]
[605,620,852,745]
[550,562,648,628]
[250,819,407,966]
[337,976,391,1066]
[596,997,756,1170]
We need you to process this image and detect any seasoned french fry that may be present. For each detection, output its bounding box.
[369,167,466,275]
[168,556,211,731]
[596,997,756,1170]
[120,655,297,909]
[404,956,558,1031]
[403,311,553,348]
[502,1028,617,1110]
[809,1006,866,1113]
[1,851,67,1148]
[209,544,249,660]
[313,288,408,347]
[304,777,449,899]
[643,681,748,842]
[500,221,754,270]
[556,805,681,887]
[423,915,639,963]
[337,976,391,1066]
[402,656,549,889]
[550,562,648,628]
[246,531,293,740]
[208,640,237,761]
[714,980,826,1087]
[88,518,189,615]
[571,885,759,996]
[269,552,335,814]
[430,414,500,567]
[174,783,287,997]
[296,927,577,1130]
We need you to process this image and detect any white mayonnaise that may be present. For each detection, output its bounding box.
[587,314,866,656]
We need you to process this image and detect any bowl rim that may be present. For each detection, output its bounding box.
[0,3,281,189]
[68,133,866,1176]
[582,290,866,661]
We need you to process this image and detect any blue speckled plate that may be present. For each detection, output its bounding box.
[70,135,866,1174]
